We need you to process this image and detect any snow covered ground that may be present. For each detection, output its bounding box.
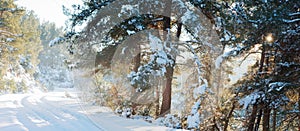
[0,88,171,131]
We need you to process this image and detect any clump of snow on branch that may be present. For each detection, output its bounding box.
[118,4,139,17]
[6,38,15,42]
[49,37,65,47]
[187,101,201,129]
[215,50,232,69]
[239,92,260,109]
[193,84,207,99]
[268,82,290,92]
[127,33,175,92]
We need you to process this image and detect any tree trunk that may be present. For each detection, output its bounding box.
[155,86,160,117]
[160,1,186,116]
[159,21,183,115]
[250,42,265,131]
[298,90,300,131]
[248,104,258,131]
[259,43,266,75]
[131,49,141,115]
[263,106,271,131]
[133,53,141,72]
[160,66,173,115]
[272,109,276,131]
[224,102,235,131]
[213,116,220,131]
[159,1,172,115]
[255,107,263,131]
[110,85,120,108]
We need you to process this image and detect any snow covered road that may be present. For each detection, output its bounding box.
[0,88,171,131]
[0,89,103,131]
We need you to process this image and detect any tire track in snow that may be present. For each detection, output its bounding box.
[17,95,62,131]
[40,95,105,131]
[16,94,103,131]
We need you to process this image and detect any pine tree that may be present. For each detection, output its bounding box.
[62,0,299,130]
[225,1,300,130]
[0,0,25,92]
[63,0,223,118]
[37,21,71,91]
[0,0,43,93]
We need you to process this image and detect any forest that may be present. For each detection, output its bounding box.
[1,0,300,130]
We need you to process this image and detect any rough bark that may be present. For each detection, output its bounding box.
[131,53,141,115]
[133,53,141,72]
[263,106,271,131]
[255,107,263,131]
[272,109,276,131]
[160,0,178,116]
[298,90,300,131]
[224,102,235,131]
[213,117,220,131]
[249,42,266,131]
[159,22,183,115]
[248,104,258,131]
[159,1,172,115]
[155,86,160,117]
[259,44,266,75]
[160,66,173,115]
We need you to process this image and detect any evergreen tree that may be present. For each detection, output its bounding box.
[62,0,299,130]
[224,1,300,130]
[0,0,43,93]
[37,21,72,91]
[63,0,223,118]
